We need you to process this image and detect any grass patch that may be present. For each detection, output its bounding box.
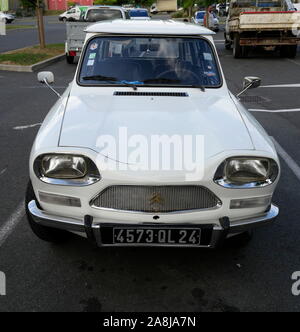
[0,44,64,65]
[6,25,36,30]
[44,10,64,16]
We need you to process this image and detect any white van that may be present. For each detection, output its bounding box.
[59,6,88,22]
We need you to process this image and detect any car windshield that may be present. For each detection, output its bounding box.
[79,36,221,87]
[129,10,149,17]
[196,12,205,19]
[85,9,123,22]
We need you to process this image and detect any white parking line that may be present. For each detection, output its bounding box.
[0,201,25,247]
[13,123,41,130]
[260,84,300,88]
[287,59,300,66]
[272,137,300,182]
[0,168,7,177]
[249,108,300,113]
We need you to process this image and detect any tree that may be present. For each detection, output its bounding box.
[20,0,45,48]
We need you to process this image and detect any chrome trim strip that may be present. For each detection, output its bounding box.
[90,204,222,215]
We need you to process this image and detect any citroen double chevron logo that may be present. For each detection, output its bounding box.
[150,193,164,205]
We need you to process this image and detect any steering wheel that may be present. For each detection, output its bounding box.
[156,69,200,84]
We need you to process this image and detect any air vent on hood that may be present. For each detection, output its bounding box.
[114,91,188,97]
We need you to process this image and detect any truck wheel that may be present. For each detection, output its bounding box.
[225,34,232,50]
[233,34,243,58]
[66,55,74,64]
[287,45,297,58]
[62,17,67,23]
[25,181,70,244]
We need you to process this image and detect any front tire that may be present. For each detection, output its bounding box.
[25,181,70,244]
[233,34,243,58]
[225,33,232,50]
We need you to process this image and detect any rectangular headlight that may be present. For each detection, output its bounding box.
[214,157,279,188]
[41,155,87,179]
[34,154,101,186]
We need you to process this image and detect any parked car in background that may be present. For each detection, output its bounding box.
[59,6,88,22]
[83,6,126,22]
[128,8,150,20]
[192,11,219,32]
[65,6,127,64]
[28,20,280,249]
[0,11,15,24]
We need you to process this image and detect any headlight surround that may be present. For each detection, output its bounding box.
[214,157,279,188]
[34,154,101,186]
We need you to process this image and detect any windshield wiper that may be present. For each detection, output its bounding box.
[82,75,117,81]
[143,78,181,84]
[82,76,140,90]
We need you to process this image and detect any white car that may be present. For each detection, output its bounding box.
[0,11,15,24]
[26,20,280,249]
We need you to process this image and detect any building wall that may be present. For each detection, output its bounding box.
[47,0,93,11]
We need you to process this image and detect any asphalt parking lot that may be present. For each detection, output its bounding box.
[0,16,66,53]
[0,28,300,312]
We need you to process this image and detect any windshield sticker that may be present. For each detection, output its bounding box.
[203,53,213,61]
[109,42,123,56]
[90,42,98,51]
[89,53,96,59]
[87,59,95,66]
[204,71,216,77]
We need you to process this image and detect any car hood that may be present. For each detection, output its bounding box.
[59,87,254,163]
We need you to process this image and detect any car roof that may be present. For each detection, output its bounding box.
[129,8,148,11]
[86,19,214,35]
[86,6,125,10]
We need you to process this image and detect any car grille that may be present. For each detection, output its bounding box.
[91,185,221,213]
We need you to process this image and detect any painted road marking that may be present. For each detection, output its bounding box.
[249,108,300,113]
[13,123,41,130]
[0,201,25,247]
[287,59,300,67]
[260,84,300,88]
[272,137,300,182]
[0,168,7,177]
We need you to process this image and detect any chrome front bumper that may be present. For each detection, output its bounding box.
[28,200,279,248]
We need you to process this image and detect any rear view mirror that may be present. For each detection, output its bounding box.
[140,44,160,52]
[37,71,54,84]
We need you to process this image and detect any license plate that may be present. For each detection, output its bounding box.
[113,227,201,246]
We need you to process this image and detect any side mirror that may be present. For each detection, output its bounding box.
[37,71,61,98]
[237,76,261,98]
[37,71,54,84]
[243,76,261,89]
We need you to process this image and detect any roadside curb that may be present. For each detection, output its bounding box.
[0,53,65,72]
